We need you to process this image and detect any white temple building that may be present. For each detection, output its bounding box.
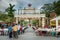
[14,4,45,28]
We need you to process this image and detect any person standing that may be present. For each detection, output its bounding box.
[1,25,4,35]
[20,26,22,34]
[13,24,18,38]
[8,24,12,38]
[18,24,20,35]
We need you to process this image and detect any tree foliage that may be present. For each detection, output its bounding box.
[41,3,54,17]
[5,4,16,22]
[0,13,8,21]
[32,20,39,26]
[53,0,60,15]
[5,4,15,18]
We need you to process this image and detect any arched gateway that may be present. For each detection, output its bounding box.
[14,4,45,28]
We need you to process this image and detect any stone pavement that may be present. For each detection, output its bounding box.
[0,27,60,40]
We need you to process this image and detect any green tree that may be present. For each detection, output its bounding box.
[20,20,24,26]
[41,3,54,26]
[32,20,39,26]
[24,21,28,26]
[53,0,60,16]
[41,3,54,17]
[0,13,8,21]
[5,4,16,22]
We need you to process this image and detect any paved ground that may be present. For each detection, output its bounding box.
[0,27,60,40]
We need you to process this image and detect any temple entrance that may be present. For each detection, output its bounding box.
[15,4,45,28]
[15,16,45,28]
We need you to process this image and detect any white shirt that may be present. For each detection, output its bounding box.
[18,25,21,30]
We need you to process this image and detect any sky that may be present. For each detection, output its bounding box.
[0,0,57,13]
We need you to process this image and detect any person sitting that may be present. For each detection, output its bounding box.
[20,26,22,34]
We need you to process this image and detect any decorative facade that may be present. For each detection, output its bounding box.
[15,4,45,28]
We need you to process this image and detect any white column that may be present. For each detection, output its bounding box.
[42,17,45,28]
[16,17,18,24]
[39,18,40,27]
[56,19,58,29]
